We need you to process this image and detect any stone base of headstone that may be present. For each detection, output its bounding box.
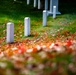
[47,11,61,16]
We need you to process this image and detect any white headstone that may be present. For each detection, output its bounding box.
[49,0,61,14]
[6,22,14,43]
[34,0,37,7]
[38,0,40,9]
[27,0,30,5]
[45,0,48,10]
[53,6,56,19]
[43,10,47,26]
[24,17,30,36]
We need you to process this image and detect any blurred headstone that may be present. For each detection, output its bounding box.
[38,0,40,9]
[27,0,30,5]
[6,22,14,43]
[53,6,56,19]
[43,10,47,26]
[34,0,37,7]
[24,17,30,36]
[45,0,48,10]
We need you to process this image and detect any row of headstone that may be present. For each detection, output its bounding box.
[43,6,56,26]
[6,5,56,43]
[6,17,30,43]
[27,0,61,15]
[27,0,40,9]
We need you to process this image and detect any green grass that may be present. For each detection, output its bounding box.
[0,0,76,44]
[0,0,42,23]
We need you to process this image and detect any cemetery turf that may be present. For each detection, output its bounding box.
[0,0,76,41]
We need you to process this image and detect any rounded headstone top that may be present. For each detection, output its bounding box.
[25,17,30,20]
[7,22,14,25]
[53,6,56,8]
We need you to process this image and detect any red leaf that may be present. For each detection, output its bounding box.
[33,47,37,53]
[18,44,27,53]
[66,39,72,47]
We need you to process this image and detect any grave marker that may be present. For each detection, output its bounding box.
[45,0,48,10]
[34,0,37,7]
[53,6,56,19]
[49,0,61,15]
[38,0,40,9]
[27,0,30,5]
[24,17,30,36]
[6,22,14,43]
[43,10,47,26]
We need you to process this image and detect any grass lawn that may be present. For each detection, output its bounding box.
[0,0,76,75]
[0,0,76,44]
